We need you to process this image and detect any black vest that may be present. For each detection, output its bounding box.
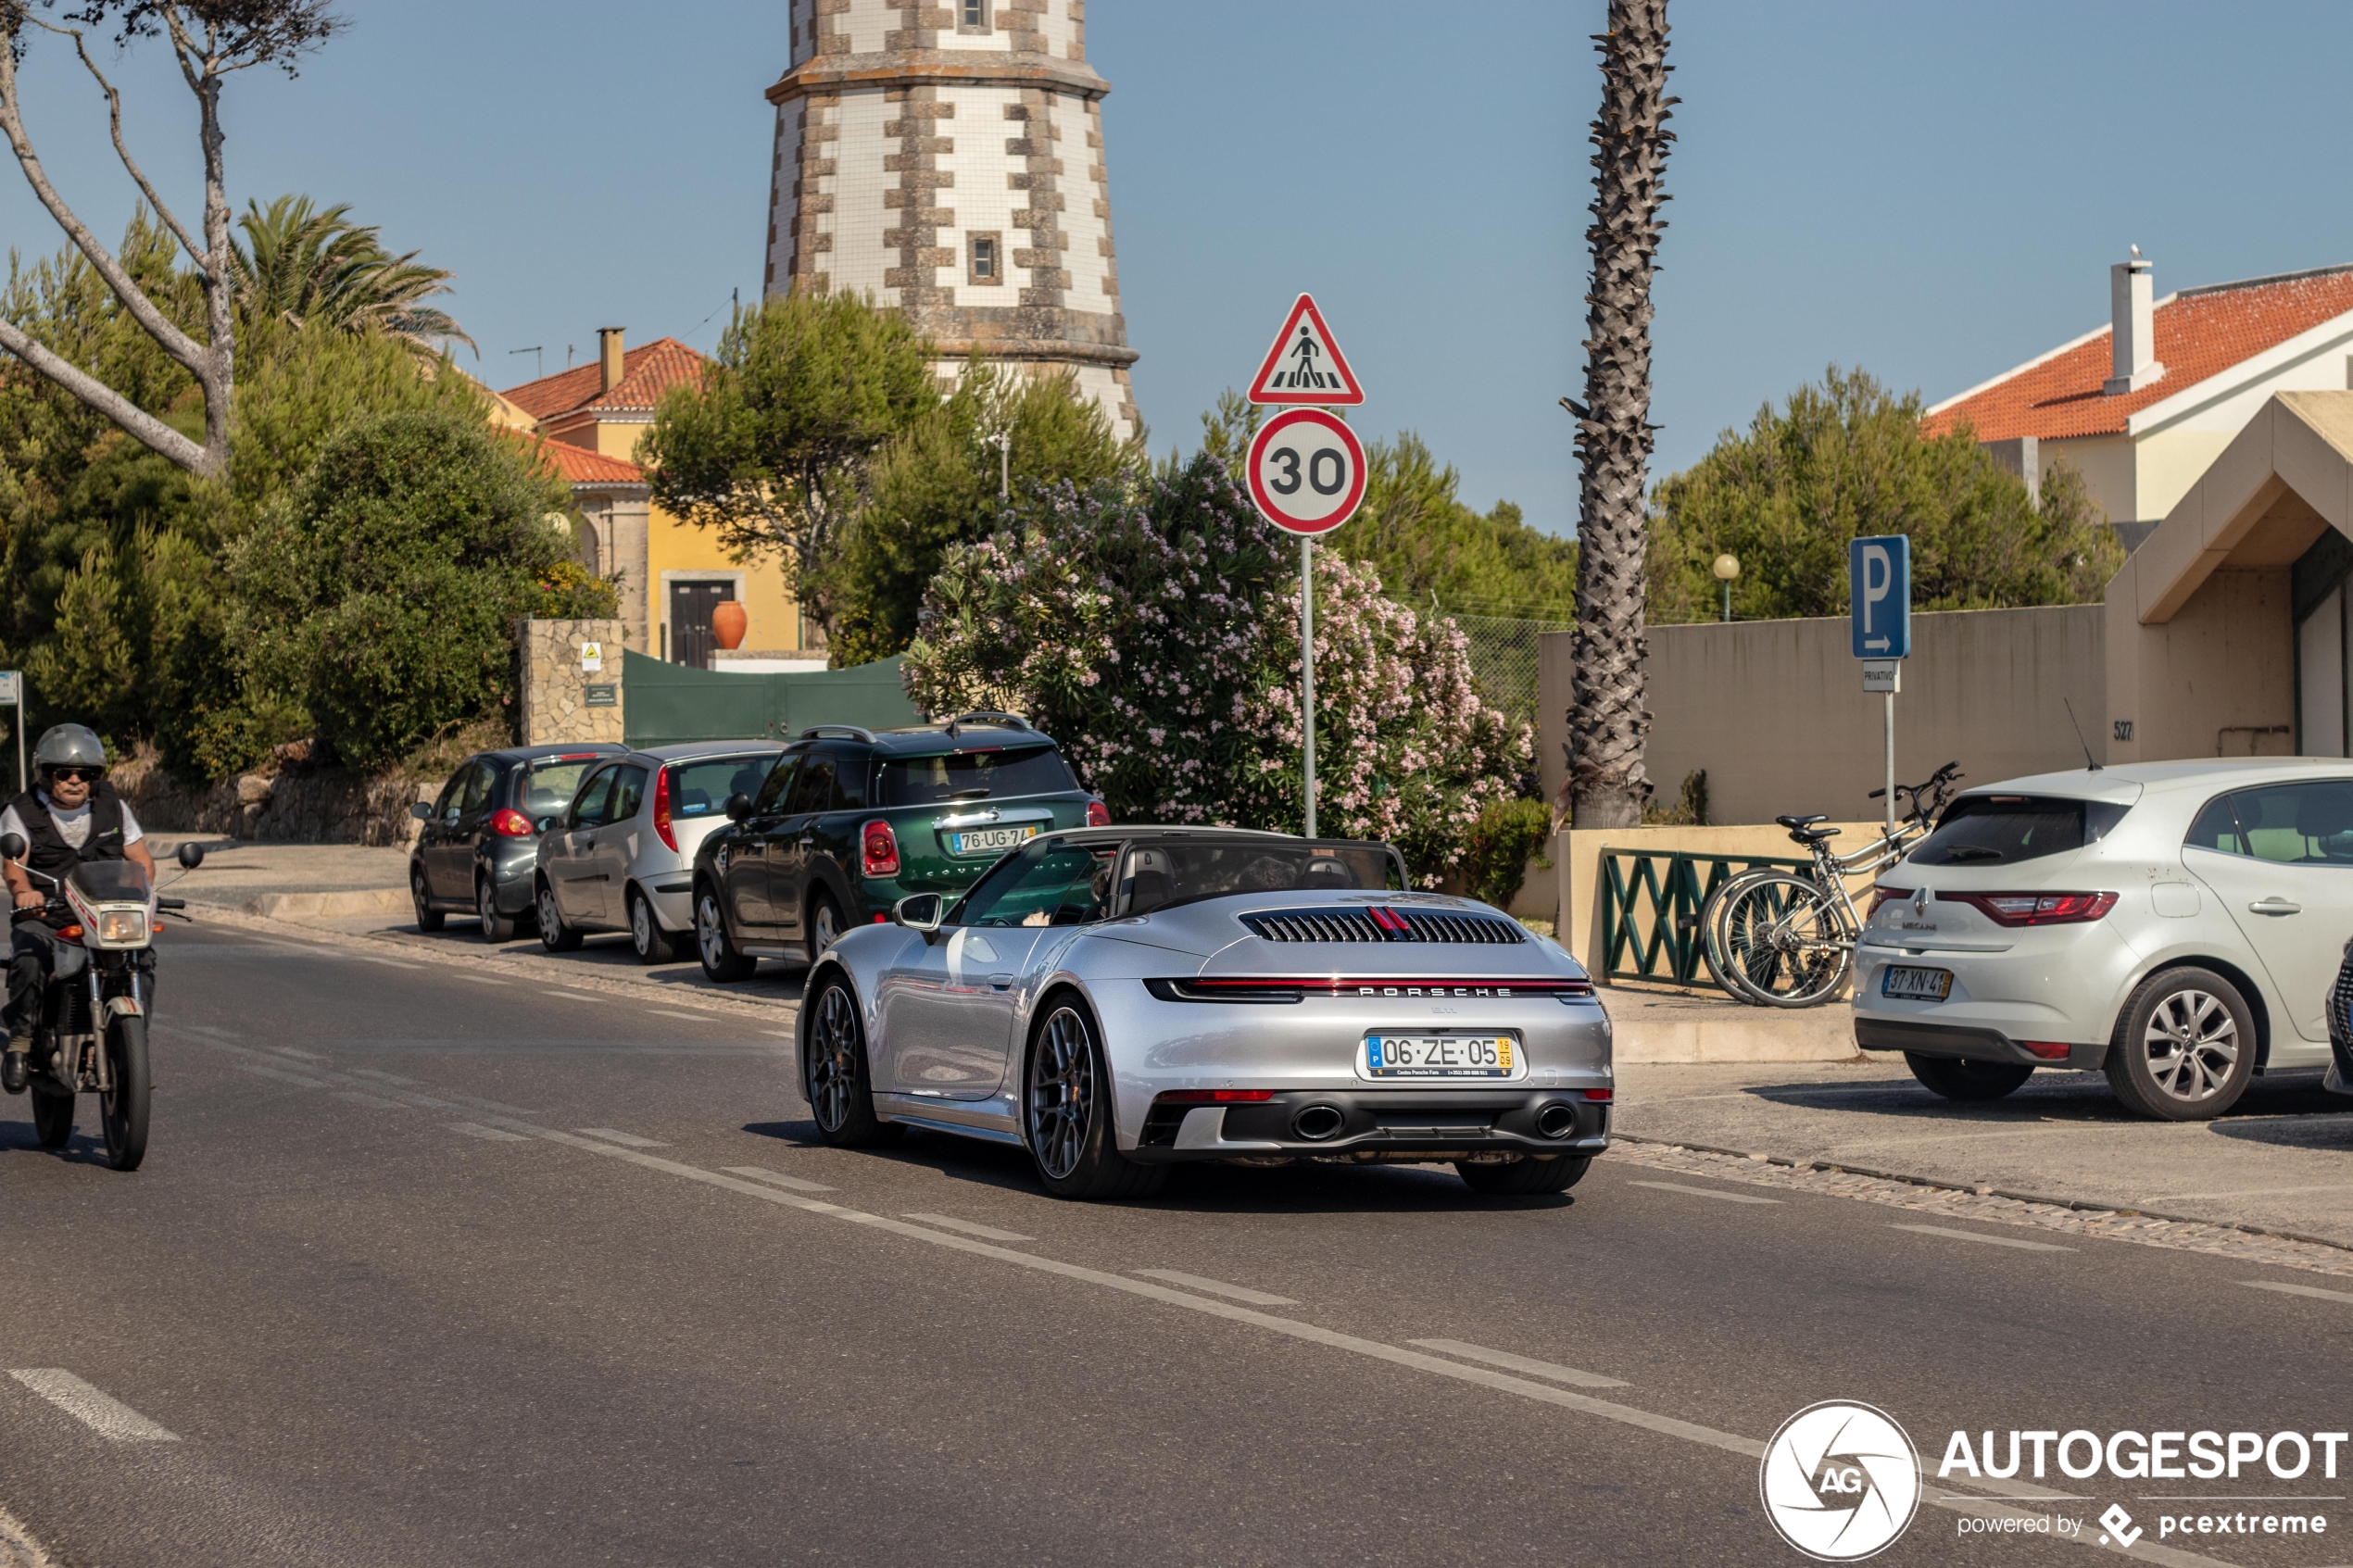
[10,784,127,881]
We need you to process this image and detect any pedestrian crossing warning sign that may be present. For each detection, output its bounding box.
[1246,294,1365,406]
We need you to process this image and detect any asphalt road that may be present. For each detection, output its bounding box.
[5,922,2353,1567]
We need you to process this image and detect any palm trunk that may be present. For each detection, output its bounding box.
[1565,0,1675,831]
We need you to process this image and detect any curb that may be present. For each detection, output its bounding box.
[1611,1132,2353,1256]
[244,888,409,920]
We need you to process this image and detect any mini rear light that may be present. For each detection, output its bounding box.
[2021,1041,2071,1060]
[1941,890,2118,927]
[1579,1087,1614,1101]
[1154,1089,1277,1104]
[1086,797,1111,828]
[862,818,900,877]
[1870,886,1911,915]
[651,768,677,853]
[489,807,535,838]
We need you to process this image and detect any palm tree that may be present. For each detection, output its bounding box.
[1561,0,1675,830]
[233,194,475,357]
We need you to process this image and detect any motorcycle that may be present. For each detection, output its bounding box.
[0,833,204,1171]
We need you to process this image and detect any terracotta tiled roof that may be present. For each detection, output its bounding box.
[500,336,711,420]
[509,433,645,487]
[1924,265,2353,443]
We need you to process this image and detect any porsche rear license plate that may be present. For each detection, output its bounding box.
[1881,965,1953,1001]
[946,824,1039,856]
[1364,1034,1516,1079]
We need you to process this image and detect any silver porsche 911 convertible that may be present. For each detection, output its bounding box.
[795,826,1613,1200]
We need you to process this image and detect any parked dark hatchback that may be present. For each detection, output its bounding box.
[689,715,1105,980]
[409,743,625,940]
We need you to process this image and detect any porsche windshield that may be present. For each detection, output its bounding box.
[1117,839,1404,915]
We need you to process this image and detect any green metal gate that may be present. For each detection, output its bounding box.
[1597,848,1812,987]
[621,650,923,747]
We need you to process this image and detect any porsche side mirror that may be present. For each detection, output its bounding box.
[0,833,24,861]
[409,801,432,822]
[176,842,205,870]
[892,893,944,934]
[725,793,753,822]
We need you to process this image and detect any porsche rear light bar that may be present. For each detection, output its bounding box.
[1937,890,2118,927]
[1146,976,1595,1004]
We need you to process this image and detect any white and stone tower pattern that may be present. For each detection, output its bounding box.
[762,0,1140,440]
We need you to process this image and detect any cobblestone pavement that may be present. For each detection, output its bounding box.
[1609,1137,2353,1280]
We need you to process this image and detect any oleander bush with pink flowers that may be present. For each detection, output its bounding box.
[902,454,1533,884]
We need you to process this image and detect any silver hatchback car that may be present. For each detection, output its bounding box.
[533,744,783,962]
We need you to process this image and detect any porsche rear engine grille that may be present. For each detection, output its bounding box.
[1241,907,1527,945]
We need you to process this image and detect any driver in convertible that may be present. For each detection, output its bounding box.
[0,725,155,1094]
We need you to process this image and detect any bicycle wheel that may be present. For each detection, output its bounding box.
[1697,868,1780,998]
[1717,872,1853,1008]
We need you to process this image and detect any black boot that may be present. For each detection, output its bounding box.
[1,1034,27,1095]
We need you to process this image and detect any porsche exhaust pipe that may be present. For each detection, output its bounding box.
[1535,1103,1579,1139]
[1292,1104,1345,1142]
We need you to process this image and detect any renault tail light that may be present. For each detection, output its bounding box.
[1940,891,2118,927]
[489,808,536,838]
[862,819,900,877]
[652,767,677,852]
[1870,886,1910,916]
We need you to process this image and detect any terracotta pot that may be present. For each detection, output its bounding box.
[711,599,749,651]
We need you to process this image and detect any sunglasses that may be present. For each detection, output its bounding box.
[45,767,102,784]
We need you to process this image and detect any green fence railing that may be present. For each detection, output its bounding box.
[1597,848,1812,988]
[621,649,923,747]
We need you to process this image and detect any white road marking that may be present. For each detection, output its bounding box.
[1406,1338,1628,1388]
[396,1123,2223,1567]
[721,1165,836,1193]
[1132,1270,1295,1306]
[345,953,423,971]
[575,1128,668,1148]
[453,974,509,986]
[904,1213,1033,1242]
[348,1068,423,1086]
[264,1046,329,1061]
[1889,1223,2074,1253]
[8,1370,179,1441]
[2153,1185,2353,1200]
[238,1063,332,1088]
[762,1030,796,1039]
[333,1091,409,1110]
[2242,1279,2353,1305]
[447,1122,528,1142]
[1628,1181,1781,1205]
[646,1009,719,1022]
[182,1024,234,1038]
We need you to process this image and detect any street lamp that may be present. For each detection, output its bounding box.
[1712,553,1740,622]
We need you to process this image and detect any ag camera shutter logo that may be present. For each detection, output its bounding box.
[1760,1400,1922,1561]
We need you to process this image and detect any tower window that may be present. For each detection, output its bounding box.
[958,0,991,33]
[969,232,1002,286]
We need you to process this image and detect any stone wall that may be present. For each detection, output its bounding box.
[519,618,625,746]
[113,750,441,847]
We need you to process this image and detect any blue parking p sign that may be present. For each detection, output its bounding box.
[1849,535,1911,659]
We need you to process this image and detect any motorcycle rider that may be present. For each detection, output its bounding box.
[0,725,155,1094]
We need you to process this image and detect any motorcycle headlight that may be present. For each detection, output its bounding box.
[95,907,147,946]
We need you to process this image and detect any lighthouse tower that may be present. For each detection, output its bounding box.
[761,1,1140,441]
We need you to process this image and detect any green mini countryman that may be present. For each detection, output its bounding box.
[688,713,1109,980]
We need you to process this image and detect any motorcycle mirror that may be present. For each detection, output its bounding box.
[0,833,23,861]
[724,793,753,822]
[177,842,205,870]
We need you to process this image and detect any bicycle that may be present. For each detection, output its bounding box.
[1697,761,1964,1008]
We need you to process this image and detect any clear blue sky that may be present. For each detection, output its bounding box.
[5,1,2352,541]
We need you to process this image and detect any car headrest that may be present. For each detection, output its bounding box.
[2296,786,2353,841]
[1303,859,1356,886]
[1127,869,1174,914]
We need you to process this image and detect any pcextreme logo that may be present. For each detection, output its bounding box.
[1759,1400,1923,1562]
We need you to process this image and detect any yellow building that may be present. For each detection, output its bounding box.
[500,330,820,668]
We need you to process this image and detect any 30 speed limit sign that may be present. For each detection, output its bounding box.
[1246,408,1366,535]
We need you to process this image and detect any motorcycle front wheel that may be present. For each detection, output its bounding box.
[100,1014,148,1172]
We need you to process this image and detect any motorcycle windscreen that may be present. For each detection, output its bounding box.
[69,860,150,902]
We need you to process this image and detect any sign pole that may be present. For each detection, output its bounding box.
[1301,536,1316,839]
[1883,690,1894,838]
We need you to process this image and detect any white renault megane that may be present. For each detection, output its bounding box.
[1855,760,2353,1120]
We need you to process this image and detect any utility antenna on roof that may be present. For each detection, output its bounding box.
[2063,697,2102,771]
[509,345,543,380]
